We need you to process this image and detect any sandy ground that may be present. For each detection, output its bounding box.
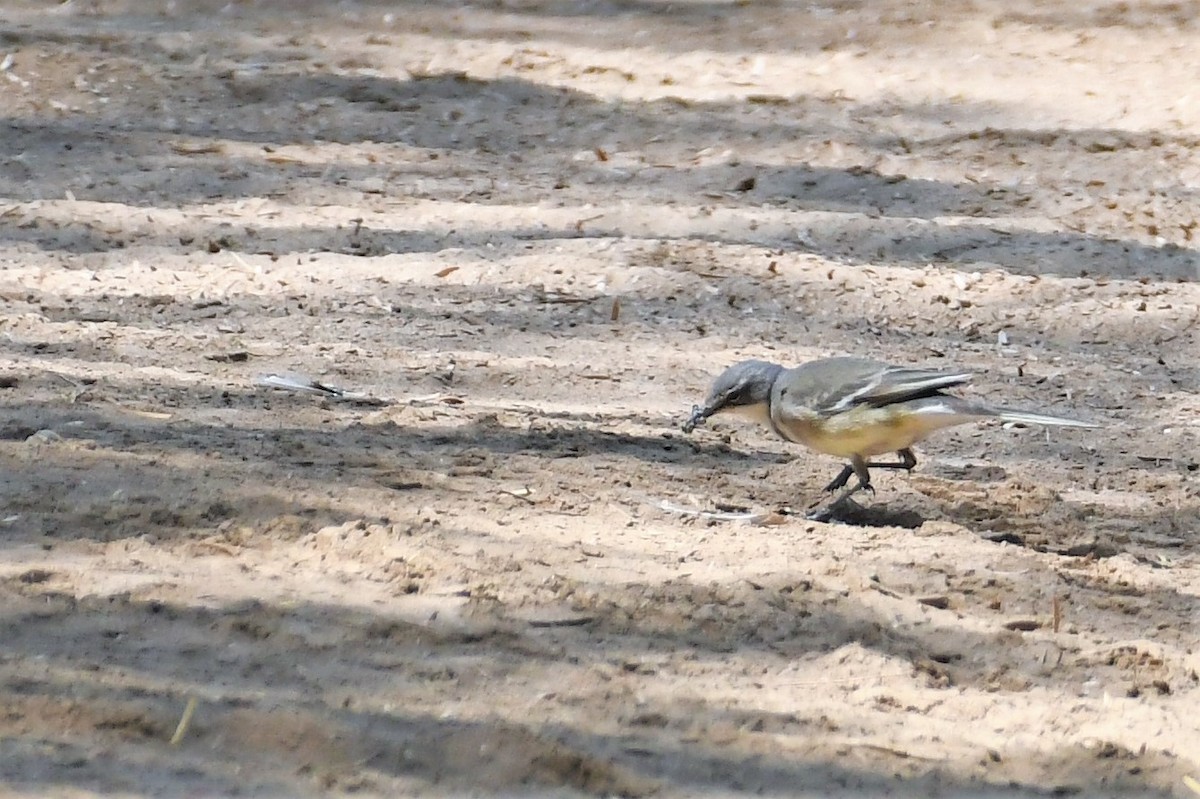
[1,0,1199,796]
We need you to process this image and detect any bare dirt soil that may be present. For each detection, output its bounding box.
[2,1,1199,796]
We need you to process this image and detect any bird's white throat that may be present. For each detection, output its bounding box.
[720,401,773,429]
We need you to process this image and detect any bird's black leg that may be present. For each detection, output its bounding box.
[808,456,873,521]
[823,464,855,493]
[861,448,918,473]
[845,455,874,498]
[807,450,921,522]
[822,449,917,493]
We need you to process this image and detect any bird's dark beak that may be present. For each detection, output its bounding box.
[682,403,711,433]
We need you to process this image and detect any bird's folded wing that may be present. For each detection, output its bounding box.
[815,363,974,415]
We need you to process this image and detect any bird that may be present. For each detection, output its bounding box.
[682,356,1097,520]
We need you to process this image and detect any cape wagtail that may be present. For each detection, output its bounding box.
[682,357,1097,519]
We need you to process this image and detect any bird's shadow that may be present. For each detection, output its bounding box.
[799,461,1013,529]
[803,499,927,530]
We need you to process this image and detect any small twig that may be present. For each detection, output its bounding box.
[254,373,392,406]
[528,615,594,628]
[171,140,224,155]
[499,486,535,504]
[255,373,345,397]
[49,371,88,402]
[853,742,943,762]
[573,213,605,232]
[192,540,242,557]
[169,696,198,746]
[653,498,761,522]
[51,372,82,388]
[227,250,253,271]
[407,392,448,404]
[110,404,173,420]
[540,294,592,305]
[777,669,911,688]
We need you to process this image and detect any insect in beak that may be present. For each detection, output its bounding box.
[682,404,708,433]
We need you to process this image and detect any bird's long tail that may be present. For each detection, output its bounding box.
[989,408,1099,428]
[892,397,1098,430]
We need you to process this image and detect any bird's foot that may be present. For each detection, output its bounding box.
[823,465,855,493]
[807,479,872,522]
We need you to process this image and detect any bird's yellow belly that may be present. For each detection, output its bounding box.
[778,408,927,459]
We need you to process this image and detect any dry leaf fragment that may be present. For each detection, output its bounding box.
[1003,619,1041,632]
[205,351,250,363]
[434,266,460,278]
[118,407,174,421]
[169,697,199,746]
[171,141,225,155]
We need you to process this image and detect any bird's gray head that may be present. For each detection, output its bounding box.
[682,360,783,433]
